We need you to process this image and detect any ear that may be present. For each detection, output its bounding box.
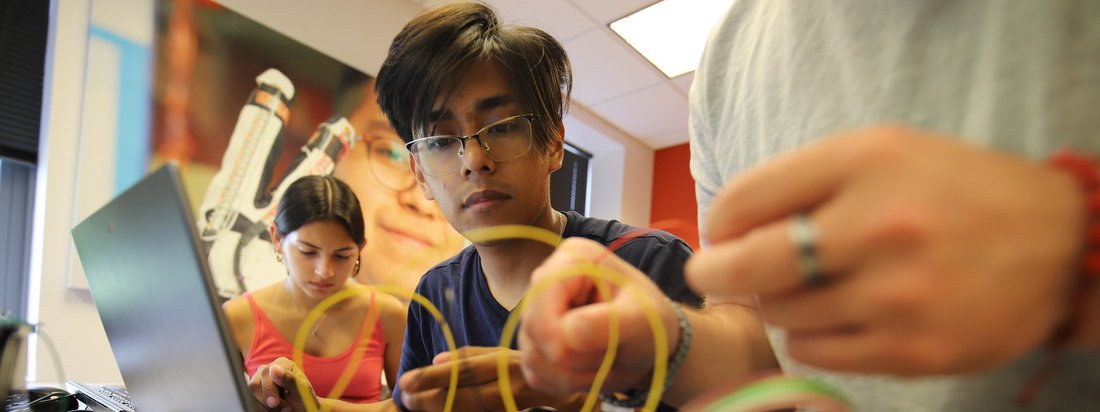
[410,156,435,201]
[269,225,283,251]
[548,121,565,173]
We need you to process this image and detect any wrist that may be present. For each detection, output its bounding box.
[600,298,692,408]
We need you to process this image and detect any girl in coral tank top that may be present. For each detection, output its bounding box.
[222,175,405,407]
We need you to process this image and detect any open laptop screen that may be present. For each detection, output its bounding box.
[72,164,256,412]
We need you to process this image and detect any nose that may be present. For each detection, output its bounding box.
[315,258,336,280]
[461,136,495,176]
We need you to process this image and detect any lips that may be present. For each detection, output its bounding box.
[309,281,335,290]
[463,190,510,209]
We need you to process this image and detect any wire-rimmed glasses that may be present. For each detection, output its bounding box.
[404,114,536,176]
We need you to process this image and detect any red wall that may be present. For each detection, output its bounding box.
[650,143,700,251]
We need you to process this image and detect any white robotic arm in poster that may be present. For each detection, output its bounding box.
[198,68,355,298]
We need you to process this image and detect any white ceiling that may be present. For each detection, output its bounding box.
[412,0,699,150]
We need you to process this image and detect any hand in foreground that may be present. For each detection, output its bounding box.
[249,357,321,412]
[398,346,583,411]
[518,238,681,397]
[687,125,1089,375]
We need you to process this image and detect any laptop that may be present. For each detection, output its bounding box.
[72,163,258,411]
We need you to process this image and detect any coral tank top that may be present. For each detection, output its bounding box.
[243,291,385,403]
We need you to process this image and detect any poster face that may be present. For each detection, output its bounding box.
[151,0,463,299]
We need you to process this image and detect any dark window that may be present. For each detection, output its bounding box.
[0,0,50,164]
[550,141,591,215]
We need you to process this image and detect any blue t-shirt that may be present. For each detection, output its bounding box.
[393,211,701,410]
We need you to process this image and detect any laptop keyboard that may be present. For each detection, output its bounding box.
[66,380,135,412]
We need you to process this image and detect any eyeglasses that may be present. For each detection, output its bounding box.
[405,114,536,176]
[364,138,416,191]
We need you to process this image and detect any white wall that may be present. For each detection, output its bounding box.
[565,105,654,226]
[29,0,653,385]
[30,0,124,384]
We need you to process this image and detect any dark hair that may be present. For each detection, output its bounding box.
[375,1,572,151]
[274,175,366,248]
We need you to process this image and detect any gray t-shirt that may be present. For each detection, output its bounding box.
[689,0,1100,410]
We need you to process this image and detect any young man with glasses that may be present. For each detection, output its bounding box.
[248,2,702,411]
[378,3,703,410]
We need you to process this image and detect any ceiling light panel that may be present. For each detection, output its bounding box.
[610,0,734,78]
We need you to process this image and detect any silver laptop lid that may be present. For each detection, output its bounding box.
[72,163,256,412]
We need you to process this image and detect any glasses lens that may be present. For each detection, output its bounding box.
[367,139,416,190]
[408,136,463,176]
[479,115,533,162]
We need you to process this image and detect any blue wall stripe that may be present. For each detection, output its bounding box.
[88,26,151,195]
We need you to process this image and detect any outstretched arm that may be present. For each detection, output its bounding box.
[518,238,777,407]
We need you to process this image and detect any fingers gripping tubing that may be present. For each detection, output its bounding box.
[499,262,671,412]
[469,224,670,412]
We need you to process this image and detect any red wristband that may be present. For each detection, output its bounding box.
[1047,149,1100,278]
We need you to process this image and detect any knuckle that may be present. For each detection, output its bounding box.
[861,201,935,247]
[686,249,743,294]
[845,124,913,166]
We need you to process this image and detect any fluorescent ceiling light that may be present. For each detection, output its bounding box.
[610,0,734,78]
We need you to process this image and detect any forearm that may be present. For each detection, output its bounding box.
[662,303,777,406]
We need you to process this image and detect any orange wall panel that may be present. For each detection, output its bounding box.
[650,143,700,251]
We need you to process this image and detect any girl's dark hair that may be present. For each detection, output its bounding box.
[375,1,572,152]
[274,175,366,248]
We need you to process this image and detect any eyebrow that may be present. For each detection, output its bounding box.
[299,240,356,252]
[428,94,517,123]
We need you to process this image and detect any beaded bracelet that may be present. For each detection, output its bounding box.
[601,299,693,409]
